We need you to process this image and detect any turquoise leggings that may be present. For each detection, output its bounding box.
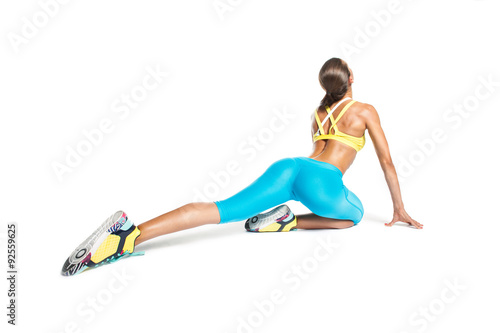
[214,157,364,225]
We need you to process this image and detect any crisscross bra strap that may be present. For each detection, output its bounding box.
[314,97,352,136]
[329,100,357,133]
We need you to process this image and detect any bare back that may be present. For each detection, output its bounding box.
[308,99,369,174]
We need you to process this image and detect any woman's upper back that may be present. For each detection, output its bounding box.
[312,97,366,151]
[309,98,372,173]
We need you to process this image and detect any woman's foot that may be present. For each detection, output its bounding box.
[61,211,144,276]
[245,205,297,232]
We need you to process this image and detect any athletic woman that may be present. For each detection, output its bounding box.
[62,58,422,276]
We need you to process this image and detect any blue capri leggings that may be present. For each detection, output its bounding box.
[214,157,364,225]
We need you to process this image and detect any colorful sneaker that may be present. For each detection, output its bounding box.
[245,204,297,232]
[61,211,144,276]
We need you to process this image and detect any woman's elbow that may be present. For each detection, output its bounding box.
[380,157,394,170]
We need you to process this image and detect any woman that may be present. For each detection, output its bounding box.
[62,58,422,276]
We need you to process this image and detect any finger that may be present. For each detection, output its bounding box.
[385,219,397,227]
[411,220,423,229]
[412,219,423,228]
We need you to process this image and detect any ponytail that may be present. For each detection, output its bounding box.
[319,91,346,111]
[317,58,351,111]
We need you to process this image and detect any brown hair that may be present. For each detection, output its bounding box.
[318,58,351,111]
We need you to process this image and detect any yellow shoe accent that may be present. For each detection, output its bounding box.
[282,217,298,231]
[259,223,280,232]
[258,216,297,232]
[122,227,141,254]
[62,211,146,277]
[91,234,120,263]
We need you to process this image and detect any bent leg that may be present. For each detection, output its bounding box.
[292,158,364,225]
[135,202,220,246]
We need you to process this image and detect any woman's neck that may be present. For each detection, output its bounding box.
[344,87,353,99]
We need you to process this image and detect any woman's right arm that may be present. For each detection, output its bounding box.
[364,104,423,229]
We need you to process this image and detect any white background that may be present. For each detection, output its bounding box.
[1,0,499,332]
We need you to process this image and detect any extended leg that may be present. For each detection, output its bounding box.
[296,213,354,229]
[135,202,220,246]
[136,158,298,244]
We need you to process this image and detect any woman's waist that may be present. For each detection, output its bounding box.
[294,156,345,177]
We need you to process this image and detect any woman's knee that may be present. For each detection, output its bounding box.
[344,189,364,225]
[184,202,205,212]
[182,202,220,224]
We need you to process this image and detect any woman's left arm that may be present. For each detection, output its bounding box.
[364,104,423,229]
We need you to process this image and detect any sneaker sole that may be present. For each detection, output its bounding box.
[61,211,128,276]
[245,205,296,232]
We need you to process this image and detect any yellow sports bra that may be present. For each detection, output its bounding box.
[313,97,366,152]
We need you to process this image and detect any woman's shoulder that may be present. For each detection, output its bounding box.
[313,100,378,118]
[352,101,378,119]
[352,101,383,129]
[353,100,376,111]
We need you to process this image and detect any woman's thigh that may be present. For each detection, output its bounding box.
[215,158,298,223]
